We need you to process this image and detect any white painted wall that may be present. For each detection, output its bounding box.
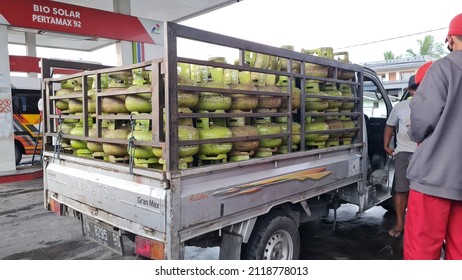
[0,25,16,172]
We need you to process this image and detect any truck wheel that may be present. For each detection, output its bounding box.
[241,210,300,260]
[15,143,22,166]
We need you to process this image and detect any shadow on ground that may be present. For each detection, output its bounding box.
[299,204,403,260]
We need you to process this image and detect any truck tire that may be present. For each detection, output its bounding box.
[15,143,22,166]
[241,210,300,260]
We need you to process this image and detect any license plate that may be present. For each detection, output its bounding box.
[82,216,124,255]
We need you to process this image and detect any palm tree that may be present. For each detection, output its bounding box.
[383,51,395,60]
[406,35,447,58]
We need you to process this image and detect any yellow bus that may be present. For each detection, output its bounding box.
[12,88,42,165]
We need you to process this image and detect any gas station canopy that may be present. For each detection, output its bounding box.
[6,0,239,51]
[127,0,239,22]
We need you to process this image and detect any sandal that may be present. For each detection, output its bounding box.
[388,227,403,239]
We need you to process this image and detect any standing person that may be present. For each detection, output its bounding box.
[383,75,418,239]
[404,13,462,260]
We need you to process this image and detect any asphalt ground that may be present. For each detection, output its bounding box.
[0,160,403,260]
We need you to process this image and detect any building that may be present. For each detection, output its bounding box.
[363,55,435,100]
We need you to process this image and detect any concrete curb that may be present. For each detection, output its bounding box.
[0,165,43,184]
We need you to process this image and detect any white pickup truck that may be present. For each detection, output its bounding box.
[42,22,394,260]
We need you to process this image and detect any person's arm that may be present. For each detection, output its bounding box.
[384,106,398,156]
[383,125,395,156]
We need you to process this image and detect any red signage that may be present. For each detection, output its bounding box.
[10,55,80,74]
[0,0,163,44]
[9,55,39,73]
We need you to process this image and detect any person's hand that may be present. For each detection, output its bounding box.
[384,146,395,157]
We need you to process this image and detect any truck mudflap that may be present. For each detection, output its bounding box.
[44,158,167,239]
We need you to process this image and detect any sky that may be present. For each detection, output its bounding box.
[180,0,460,63]
[7,0,462,66]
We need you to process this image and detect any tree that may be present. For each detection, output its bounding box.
[406,35,447,59]
[383,51,403,60]
[383,51,395,60]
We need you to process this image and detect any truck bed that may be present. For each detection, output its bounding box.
[44,141,362,244]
